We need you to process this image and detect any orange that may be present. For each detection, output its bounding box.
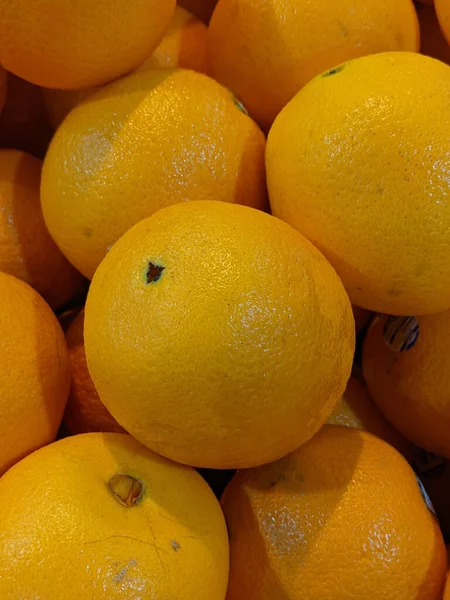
[41,69,267,279]
[179,0,218,23]
[0,432,229,599]
[0,74,53,159]
[0,0,176,90]
[363,311,450,459]
[0,150,84,310]
[208,0,419,131]
[327,376,413,461]
[222,425,446,600]
[417,3,450,64]
[0,273,70,475]
[267,52,450,316]
[436,0,450,44]
[64,309,124,435]
[84,201,355,469]
[43,6,208,129]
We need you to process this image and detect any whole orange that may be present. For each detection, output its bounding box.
[64,309,124,435]
[208,0,419,131]
[0,273,70,475]
[417,3,450,64]
[0,150,83,310]
[0,0,176,89]
[222,426,446,600]
[84,201,354,469]
[41,69,267,279]
[267,52,450,316]
[363,311,450,459]
[0,74,53,159]
[0,432,229,599]
[43,6,208,130]
[436,0,450,43]
[327,376,413,461]
[179,0,217,23]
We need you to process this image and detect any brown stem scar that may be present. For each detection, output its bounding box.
[108,474,144,507]
[146,262,165,284]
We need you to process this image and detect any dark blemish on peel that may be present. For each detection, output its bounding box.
[322,64,345,77]
[83,228,93,238]
[146,262,165,284]
[171,540,181,552]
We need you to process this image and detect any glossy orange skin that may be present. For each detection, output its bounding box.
[0,273,70,475]
[222,426,446,600]
[0,150,83,310]
[41,69,267,279]
[64,309,124,435]
[0,433,229,599]
[85,201,354,469]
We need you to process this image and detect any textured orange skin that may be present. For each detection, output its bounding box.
[267,52,450,316]
[417,3,450,64]
[0,432,229,599]
[84,201,354,469]
[0,273,70,475]
[436,0,450,43]
[41,69,267,279]
[327,376,413,462]
[64,309,124,435]
[43,7,208,130]
[179,0,218,23]
[363,312,450,459]
[0,150,83,310]
[0,74,53,159]
[222,426,446,600]
[0,0,176,90]
[208,0,419,131]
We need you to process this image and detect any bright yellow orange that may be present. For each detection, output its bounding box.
[363,311,450,459]
[436,0,450,44]
[0,150,84,310]
[267,52,450,316]
[0,0,176,89]
[0,432,229,599]
[84,201,354,469]
[417,3,450,64]
[41,69,267,279]
[178,0,218,23]
[222,426,446,600]
[208,0,419,131]
[64,309,124,435]
[327,376,413,461]
[0,273,70,475]
[43,6,208,129]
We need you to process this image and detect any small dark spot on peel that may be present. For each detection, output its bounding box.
[322,64,345,77]
[83,228,93,238]
[171,540,181,552]
[146,262,165,284]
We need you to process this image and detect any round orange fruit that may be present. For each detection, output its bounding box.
[222,425,446,600]
[417,3,450,65]
[0,272,70,475]
[363,311,450,459]
[64,309,124,435]
[436,0,450,43]
[0,432,229,599]
[0,0,176,89]
[208,0,419,131]
[327,376,413,461]
[267,51,450,316]
[0,150,84,310]
[41,69,267,279]
[84,201,355,469]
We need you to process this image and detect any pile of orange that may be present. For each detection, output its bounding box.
[1,0,450,598]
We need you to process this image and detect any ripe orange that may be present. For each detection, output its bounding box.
[84,201,355,469]
[43,6,208,130]
[363,311,450,459]
[0,150,84,310]
[179,0,217,23]
[41,69,267,279]
[417,3,450,64]
[222,426,446,600]
[0,273,70,475]
[0,74,53,159]
[0,0,176,89]
[208,0,419,131]
[436,0,450,43]
[0,432,229,599]
[267,52,450,316]
[327,376,413,461]
[64,309,124,435]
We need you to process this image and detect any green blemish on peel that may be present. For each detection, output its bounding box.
[322,64,346,77]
